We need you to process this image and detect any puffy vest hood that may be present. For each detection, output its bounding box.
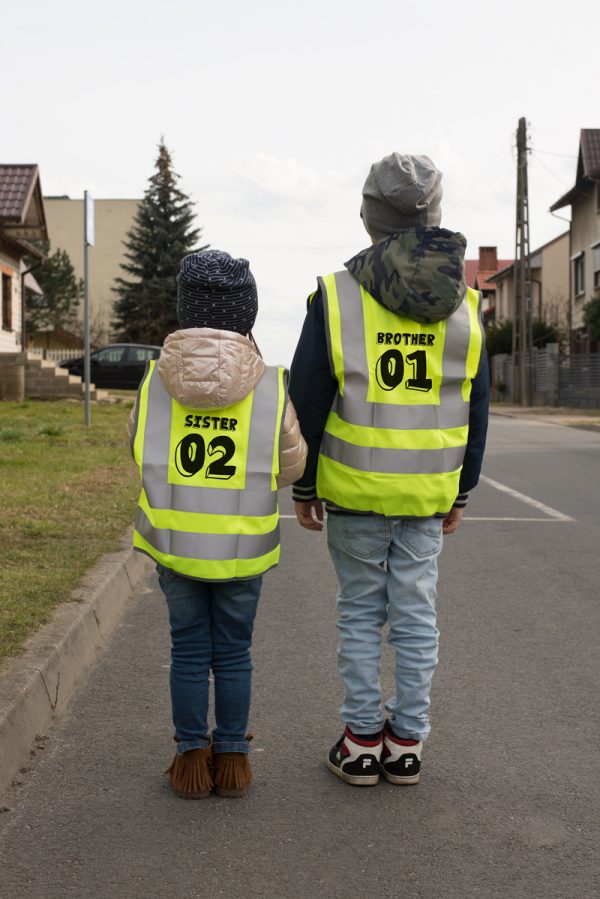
[345,226,467,324]
[157,328,266,409]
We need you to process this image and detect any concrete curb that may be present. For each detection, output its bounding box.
[0,532,153,798]
[490,407,600,431]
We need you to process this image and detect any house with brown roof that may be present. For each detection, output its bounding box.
[550,129,600,352]
[464,246,513,321]
[0,165,48,352]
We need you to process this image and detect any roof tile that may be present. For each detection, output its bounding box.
[465,259,513,290]
[581,129,600,178]
[0,165,38,222]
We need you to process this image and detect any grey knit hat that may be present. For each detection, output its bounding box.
[176,250,258,334]
[360,153,443,240]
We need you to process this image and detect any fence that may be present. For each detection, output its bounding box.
[491,346,600,407]
[27,347,82,363]
[558,353,600,407]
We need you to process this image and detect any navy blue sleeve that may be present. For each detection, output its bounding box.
[289,287,337,501]
[458,351,490,494]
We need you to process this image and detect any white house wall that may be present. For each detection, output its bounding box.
[570,186,599,331]
[0,244,21,353]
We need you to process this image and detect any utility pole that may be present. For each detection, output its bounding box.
[83,192,95,427]
[511,117,533,405]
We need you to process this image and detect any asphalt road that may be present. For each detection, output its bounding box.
[1,414,599,899]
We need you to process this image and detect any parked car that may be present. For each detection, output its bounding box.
[58,343,161,389]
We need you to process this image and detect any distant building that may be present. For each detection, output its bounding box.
[464,246,513,322]
[44,197,141,344]
[491,232,570,338]
[0,165,48,352]
[550,128,600,352]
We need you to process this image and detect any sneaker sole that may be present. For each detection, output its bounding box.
[381,768,420,785]
[326,758,380,786]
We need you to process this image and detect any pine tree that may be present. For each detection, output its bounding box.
[26,245,82,335]
[113,140,207,344]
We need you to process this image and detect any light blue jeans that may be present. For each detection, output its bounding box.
[327,513,443,742]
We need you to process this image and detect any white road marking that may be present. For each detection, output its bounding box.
[480,475,575,521]
[281,478,576,523]
[463,517,569,522]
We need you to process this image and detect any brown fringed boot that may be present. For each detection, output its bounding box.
[166,745,214,799]
[213,751,252,798]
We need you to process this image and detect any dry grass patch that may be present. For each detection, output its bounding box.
[0,400,140,666]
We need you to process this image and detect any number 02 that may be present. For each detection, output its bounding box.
[175,434,237,480]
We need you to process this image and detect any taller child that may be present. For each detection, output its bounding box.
[289,153,489,786]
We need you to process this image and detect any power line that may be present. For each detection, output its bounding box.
[444,155,513,221]
[531,152,571,186]
[444,146,513,216]
[530,147,577,159]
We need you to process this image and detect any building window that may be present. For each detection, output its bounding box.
[2,273,12,331]
[593,242,600,291]
[572,253,585,297]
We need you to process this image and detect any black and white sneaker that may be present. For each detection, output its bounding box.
[380,722,422,785]
[326,726,382,786]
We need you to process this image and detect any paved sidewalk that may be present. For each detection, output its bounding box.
[491,402,600,430]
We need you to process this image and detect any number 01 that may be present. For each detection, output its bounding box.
[375,349,432,392]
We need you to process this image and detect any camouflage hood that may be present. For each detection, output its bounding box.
[345,226,467,324]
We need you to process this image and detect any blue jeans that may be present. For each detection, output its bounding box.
[327,514,443,742]
[157,564,262,754]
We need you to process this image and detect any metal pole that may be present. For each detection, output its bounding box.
[83,191,91,427]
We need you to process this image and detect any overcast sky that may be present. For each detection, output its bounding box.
[3,0,598,362]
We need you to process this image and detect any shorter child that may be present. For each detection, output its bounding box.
[130,250,306,797]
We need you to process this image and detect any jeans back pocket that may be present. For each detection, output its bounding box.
[401,519,443,561]
[343,517,390,560]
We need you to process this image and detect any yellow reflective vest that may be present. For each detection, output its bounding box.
[131,361,288,581]
[316,270,484,516]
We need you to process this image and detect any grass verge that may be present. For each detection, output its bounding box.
[0,400,140,667]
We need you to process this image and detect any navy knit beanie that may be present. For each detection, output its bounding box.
[176,250,258,334]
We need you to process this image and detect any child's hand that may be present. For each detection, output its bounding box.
[295,501,324,532]
[442,506,463,535]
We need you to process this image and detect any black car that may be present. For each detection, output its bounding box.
[59,343,161,389]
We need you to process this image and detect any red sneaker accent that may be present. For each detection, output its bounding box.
[384,724,419,746]
[344,726,382,747]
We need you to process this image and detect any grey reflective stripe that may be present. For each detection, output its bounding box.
[334,270,370,395]
[331,394,469,430]
[320,433,466,474]
[144,482,277,517]
[135,507,279,560]
[245,365,281,489]
[439,294,471,403]
[142,364,279,516]
[130,362,152,455]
